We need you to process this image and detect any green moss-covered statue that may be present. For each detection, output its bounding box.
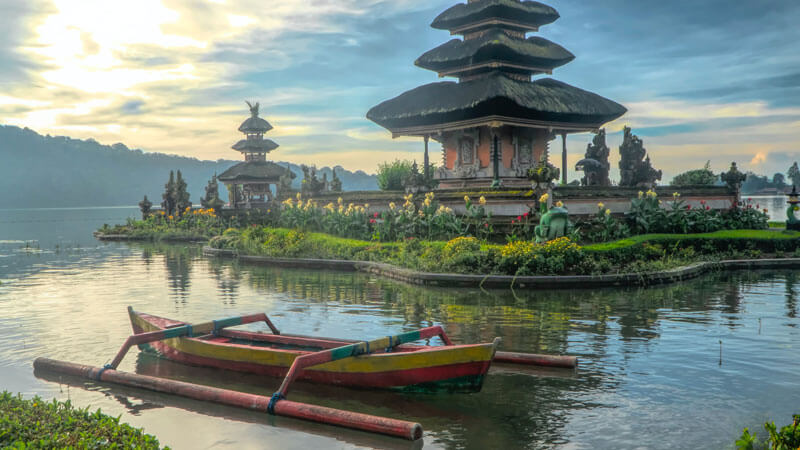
[787,185,800,231]
[534,193,572,243]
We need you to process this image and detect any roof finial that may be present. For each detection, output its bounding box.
[245,100,260,117]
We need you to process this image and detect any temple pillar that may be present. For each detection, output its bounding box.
[561,132,567,185]
[423,135,430,180]
[491,128,501,188]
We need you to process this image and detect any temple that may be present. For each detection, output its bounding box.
[219,102,294,209]
[367,0,627,188]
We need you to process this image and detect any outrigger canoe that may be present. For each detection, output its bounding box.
[129,308,500,392]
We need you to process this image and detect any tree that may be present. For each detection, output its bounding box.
[161,171,176,216]
[773,173,786,188]
[671,161,717,186]
[788,162,800,187]
[174,170,191,215]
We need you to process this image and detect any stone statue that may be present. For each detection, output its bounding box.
[618,127,662,187]
[720,162,747,192]
[577,129,611,186]
[534,196,571,243]
[138,195,152,219]
[278,167,295,196]
[245,100,260,117]
[787,185,800,231]
[200,174,219,208]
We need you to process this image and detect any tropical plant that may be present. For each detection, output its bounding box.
[736,414,800,450]
[377,160,414,191]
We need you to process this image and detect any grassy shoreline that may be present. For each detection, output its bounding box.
[0,391,165,448]
[206,227,800,277]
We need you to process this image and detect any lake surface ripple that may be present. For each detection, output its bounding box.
[0,207,798,449]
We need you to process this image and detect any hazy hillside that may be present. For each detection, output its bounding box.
[0,125,377,208]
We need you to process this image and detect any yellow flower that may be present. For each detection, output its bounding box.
[604,209,611,216]
[423,198,432,207]
[159,210,165,215]
[638,191,644,199]
[646,189,657,199]
[597,202,605,209]
[418,210,425,217]
[364,203,370,209]
[539,193,549,203]
[464,195,470,203]
[389,202,396,210]
[168,215,174,220]
[337,197,343,205]
[555,201,564,207]
[185,206,191,211]
[672,192,680,199]
[296,192,302,201]
[479,196,487,205]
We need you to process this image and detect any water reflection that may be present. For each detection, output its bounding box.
[786,271,798,319]
[3,236,799,449]
[161,245,196,303]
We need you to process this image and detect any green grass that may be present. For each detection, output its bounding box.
[769,221,787,229]
[0,391,165,448]
[212,227,800,278]
[584,229,800,253]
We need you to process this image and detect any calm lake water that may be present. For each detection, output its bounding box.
[0,205,798,449]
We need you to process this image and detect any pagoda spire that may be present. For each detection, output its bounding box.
[367,0,627,189]
[419,0,573,82]
[233,101,278,161]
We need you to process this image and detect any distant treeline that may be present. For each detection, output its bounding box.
[0,125,377,208]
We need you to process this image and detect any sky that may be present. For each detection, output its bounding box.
[0,0,798,181]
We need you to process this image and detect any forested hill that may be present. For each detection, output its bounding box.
[0,125,377,208]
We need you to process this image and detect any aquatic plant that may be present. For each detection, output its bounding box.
[0,391,164,448]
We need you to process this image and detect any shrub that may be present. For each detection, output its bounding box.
[0,391,164,448]
[736,414,800,450]
[671,161,717,186]
[376,160,413,191]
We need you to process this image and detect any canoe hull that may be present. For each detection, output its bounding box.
[130,310,496,392]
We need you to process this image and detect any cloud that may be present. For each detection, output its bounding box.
[0,0,797,180]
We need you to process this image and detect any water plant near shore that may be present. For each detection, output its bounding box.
[736,414,800,450]
[0,391,164,448]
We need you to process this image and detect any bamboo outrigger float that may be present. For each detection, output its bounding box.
[33,307,577,440]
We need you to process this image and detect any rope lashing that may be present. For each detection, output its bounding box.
[385,336,393,353]
[267,392,284,415]
[95,364,114,381]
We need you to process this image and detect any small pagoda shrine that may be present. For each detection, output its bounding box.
[367,0,627,188]
[218,102,294,209]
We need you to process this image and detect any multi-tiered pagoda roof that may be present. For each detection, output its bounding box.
[219,102,290,186]
[367,0,626,137]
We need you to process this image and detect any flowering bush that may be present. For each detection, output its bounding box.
[499,237,586,275]
[463,195,493,240]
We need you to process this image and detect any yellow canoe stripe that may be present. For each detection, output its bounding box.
[133,314,493,373]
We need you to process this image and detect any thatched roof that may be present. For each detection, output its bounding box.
[218,161,292,182]
[415,31,574,75]
[238,116,273,134]
[366,72,627,131]
[231,138,279,153]
[432,0,559,32]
